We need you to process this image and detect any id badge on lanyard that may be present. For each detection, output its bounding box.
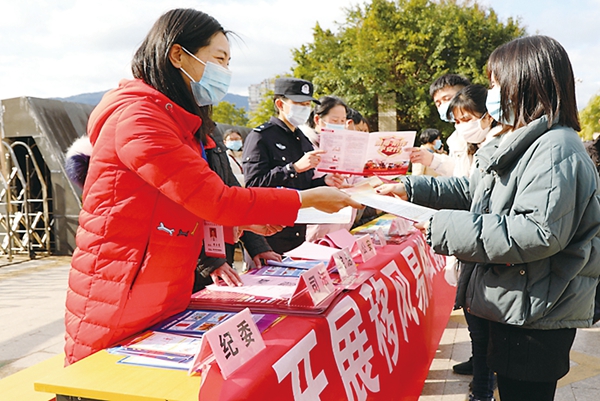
[203,221,226,258]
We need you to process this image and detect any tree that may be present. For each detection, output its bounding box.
[580,94,600,141]
[248,90,275,128]
[292,0,525,135]
[212,101,249,127]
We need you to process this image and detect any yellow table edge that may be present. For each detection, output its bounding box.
[0,353,64,401]
[33,350,202,401]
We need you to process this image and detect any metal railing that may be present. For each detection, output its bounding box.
[0,140,52,260]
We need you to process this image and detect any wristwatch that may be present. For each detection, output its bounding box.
[285,163,297,178]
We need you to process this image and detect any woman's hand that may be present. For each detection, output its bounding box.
[413,219,429,236]
[239,225,283,236]
[324,173,350,189]
[375,183,408,200]
[407,147,434,167]
[300,187,363,213]
[210,263,242,287]
[293,149,326,173]
[251,250,282,269]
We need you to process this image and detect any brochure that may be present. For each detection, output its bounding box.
[190,280,343,316]
[154,310,235,338]
[153,309,280,338]
[205,274,300,299]
[265,257,324,270]
[108,331,201,366]
[317,128,416,175]
[252,265,305,277]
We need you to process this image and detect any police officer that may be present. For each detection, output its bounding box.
[243,77,343,254]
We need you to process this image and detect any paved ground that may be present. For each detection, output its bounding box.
[0,256,599,400]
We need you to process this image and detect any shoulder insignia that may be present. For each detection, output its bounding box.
[253,122,274,132]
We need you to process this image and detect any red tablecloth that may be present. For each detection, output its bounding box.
[199,232,455,401]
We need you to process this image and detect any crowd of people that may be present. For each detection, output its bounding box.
[63,7,600,401]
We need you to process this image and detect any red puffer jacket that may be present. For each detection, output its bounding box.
[64,79,300,364]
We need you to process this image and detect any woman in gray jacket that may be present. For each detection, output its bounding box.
[378,35,600,401]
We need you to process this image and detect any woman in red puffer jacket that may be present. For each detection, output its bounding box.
[64,8,360,365]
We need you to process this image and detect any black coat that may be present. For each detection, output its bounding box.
[242,117,326,253]
[193,129,272,292]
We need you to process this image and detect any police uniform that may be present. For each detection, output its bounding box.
[242,78,325,254]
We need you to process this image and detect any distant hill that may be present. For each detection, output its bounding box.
[56,91,107,105]
[57,91,249,110]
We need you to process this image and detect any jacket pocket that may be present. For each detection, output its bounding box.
[468,263,529,325]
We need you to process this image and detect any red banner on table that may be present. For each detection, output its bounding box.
[198,232,454,401]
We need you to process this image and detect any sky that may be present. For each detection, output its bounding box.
[0,0,599,109]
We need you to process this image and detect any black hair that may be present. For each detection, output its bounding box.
[307,96,348,128]
[346,107,368,126]
[346,108,361,123]
[447,84,488,121]
[223,129,242,141]
[429,74,471,98]
[131,8,228,143]
[487,35,580,131]
[419,128,441,144]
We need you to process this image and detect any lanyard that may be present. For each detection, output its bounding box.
[199,140,207,161]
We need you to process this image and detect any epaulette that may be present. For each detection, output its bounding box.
[253,122,274,132]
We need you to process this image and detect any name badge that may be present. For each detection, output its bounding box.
[204,221,226,258]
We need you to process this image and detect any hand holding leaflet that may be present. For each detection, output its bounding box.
[295,206,354,224]
[344,181,436,223]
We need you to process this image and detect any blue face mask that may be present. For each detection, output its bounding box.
[437,101,453,123]
[225,140,243,151]
[486,86,514,126]
[434,139,442,150]
[180,47,232,107]
[324,122,346,130]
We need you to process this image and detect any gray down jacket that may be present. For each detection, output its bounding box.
[405,116,600,329]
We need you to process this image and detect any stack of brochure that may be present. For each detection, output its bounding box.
[108,309,279,370]
[189,259,343,316]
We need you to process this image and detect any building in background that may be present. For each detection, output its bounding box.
[248,77,277,113]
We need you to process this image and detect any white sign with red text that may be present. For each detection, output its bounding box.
[301,262,335,305]
[332,247,358,280]
[355,234,377,262]
[198,308,266,379]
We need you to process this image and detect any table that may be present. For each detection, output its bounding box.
[34,231,455,401]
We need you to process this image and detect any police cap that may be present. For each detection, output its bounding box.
[274,78,320,104]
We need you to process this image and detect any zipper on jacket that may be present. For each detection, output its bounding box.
[128,236,151,298]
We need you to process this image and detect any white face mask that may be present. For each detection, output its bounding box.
[455,114,491,144]
[437,101,453,122]
[283,101,311,127]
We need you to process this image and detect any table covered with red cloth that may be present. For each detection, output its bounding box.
[198,231,455,401]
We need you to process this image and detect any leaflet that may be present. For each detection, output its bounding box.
[317,128,416,175]
[295,206,354,224]
[344,182,436,223]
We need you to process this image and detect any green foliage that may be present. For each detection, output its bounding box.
[212,101,249,127]
[248,90,276,128]
[579,94,600,140]
[292,0,525,136]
